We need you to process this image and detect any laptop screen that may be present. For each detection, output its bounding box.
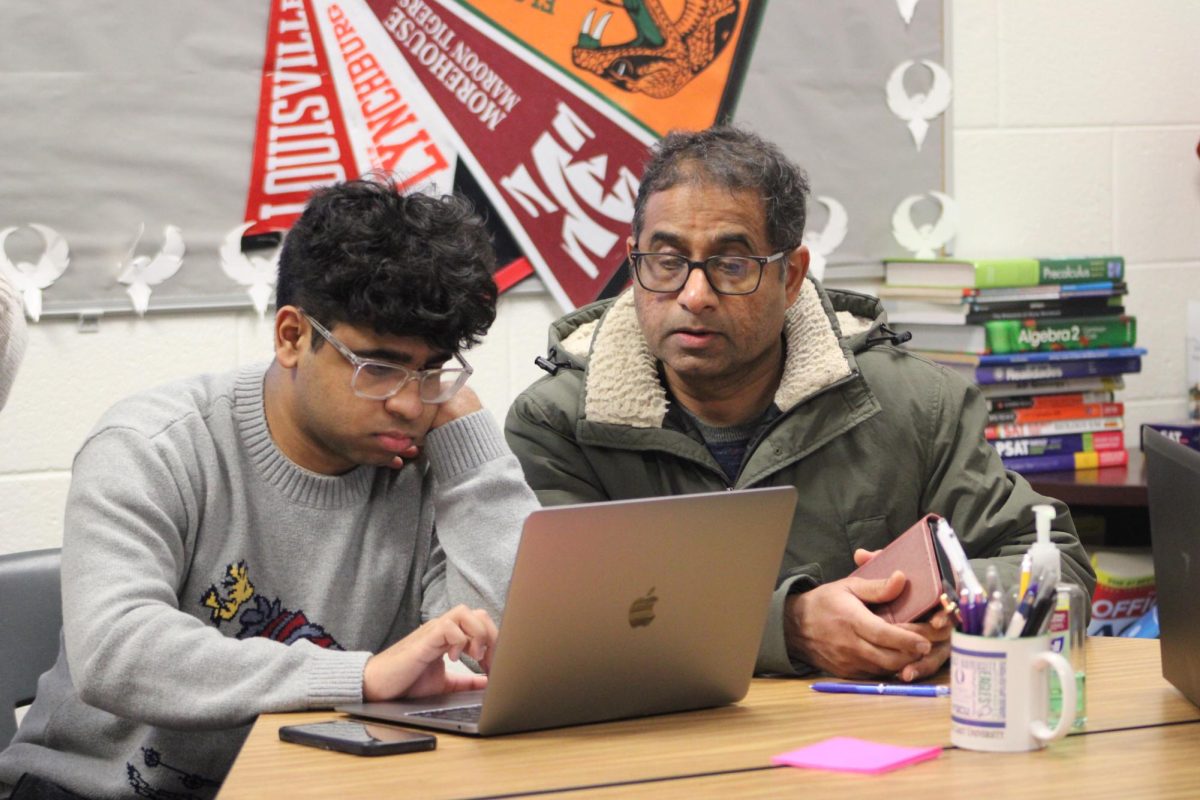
[1143,427,1200,708]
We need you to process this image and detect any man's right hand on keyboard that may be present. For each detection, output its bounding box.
[362,605,497,701]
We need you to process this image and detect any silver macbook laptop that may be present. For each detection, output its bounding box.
[338,486,797,735]
[1143,428,1200,708]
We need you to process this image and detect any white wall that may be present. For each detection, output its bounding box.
[952,0,1200,449]
[2,0,1198,555]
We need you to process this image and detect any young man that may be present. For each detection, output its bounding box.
[0,178,537,799]
[506,126,1095,681]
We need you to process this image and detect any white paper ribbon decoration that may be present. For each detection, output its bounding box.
[220,222,280,319]
[0,224,70,322]
[892,191,959,259]
[886,59,952,152]
[897,0,920,25]
[800,195,848,283]
[117,224,186,315]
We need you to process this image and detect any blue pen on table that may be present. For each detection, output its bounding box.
[811,682,949,698]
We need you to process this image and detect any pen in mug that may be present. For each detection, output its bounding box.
[1006,574,1041,638]
[969,590,986,635]
[1022,574,1060,636]
[1024,592,1057,637]
[938,583,961,628]
[811,682,949,698]
[935,519,984,600]
[958,586,973,634]
[984,564,1000,599]
[1017,550,1033,600]
[980,585,1006,637]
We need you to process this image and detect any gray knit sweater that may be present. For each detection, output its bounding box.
[0,364,537,798]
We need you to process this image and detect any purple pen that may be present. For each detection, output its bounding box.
[959,586,985,635]
[958,586,971,633]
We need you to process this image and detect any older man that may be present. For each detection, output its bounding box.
[506,126,1094,680]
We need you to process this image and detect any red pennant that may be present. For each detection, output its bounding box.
[244,0,361,236]
[363,0,653,309]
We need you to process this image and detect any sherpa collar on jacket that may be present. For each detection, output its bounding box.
[560,280,862,429]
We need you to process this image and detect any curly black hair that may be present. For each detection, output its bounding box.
[632,126,811,253]
[275,176,498,354]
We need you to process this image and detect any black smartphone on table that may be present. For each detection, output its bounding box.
[279,719,437,756]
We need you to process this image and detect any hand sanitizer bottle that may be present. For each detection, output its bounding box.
[1031,503,1088,729]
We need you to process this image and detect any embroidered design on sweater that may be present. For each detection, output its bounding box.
[200,562,254,623]
[199,561,343,649]
[126,747,219,799]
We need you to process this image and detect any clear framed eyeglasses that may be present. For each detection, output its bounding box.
[303,313,472,403]
[629,250,792,295]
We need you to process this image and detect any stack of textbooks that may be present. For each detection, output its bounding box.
[880,255,1142,474]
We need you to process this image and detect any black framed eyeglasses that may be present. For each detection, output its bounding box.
[303,313,472,403]
[629,250,792,295]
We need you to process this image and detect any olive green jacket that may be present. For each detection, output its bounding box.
[505,280,1096,675]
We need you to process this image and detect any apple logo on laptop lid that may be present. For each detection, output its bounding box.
[628,588,658,628]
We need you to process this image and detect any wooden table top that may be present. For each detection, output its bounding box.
[219,638,1198,799]
[543,723,1200,799]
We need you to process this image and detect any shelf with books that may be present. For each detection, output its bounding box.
[881,254,1143,478]
[1026,449,1147,510]
[1025,450,1149,550]
[964,348,1137,477]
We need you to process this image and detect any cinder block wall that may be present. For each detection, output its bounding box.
[952,0,1200,448]
[2,0,1197,554]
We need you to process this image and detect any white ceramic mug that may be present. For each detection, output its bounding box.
[950,631,1076,752]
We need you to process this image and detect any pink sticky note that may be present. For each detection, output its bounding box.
[771,736,941,775]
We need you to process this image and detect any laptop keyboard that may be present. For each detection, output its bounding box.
[408,704,483,723]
